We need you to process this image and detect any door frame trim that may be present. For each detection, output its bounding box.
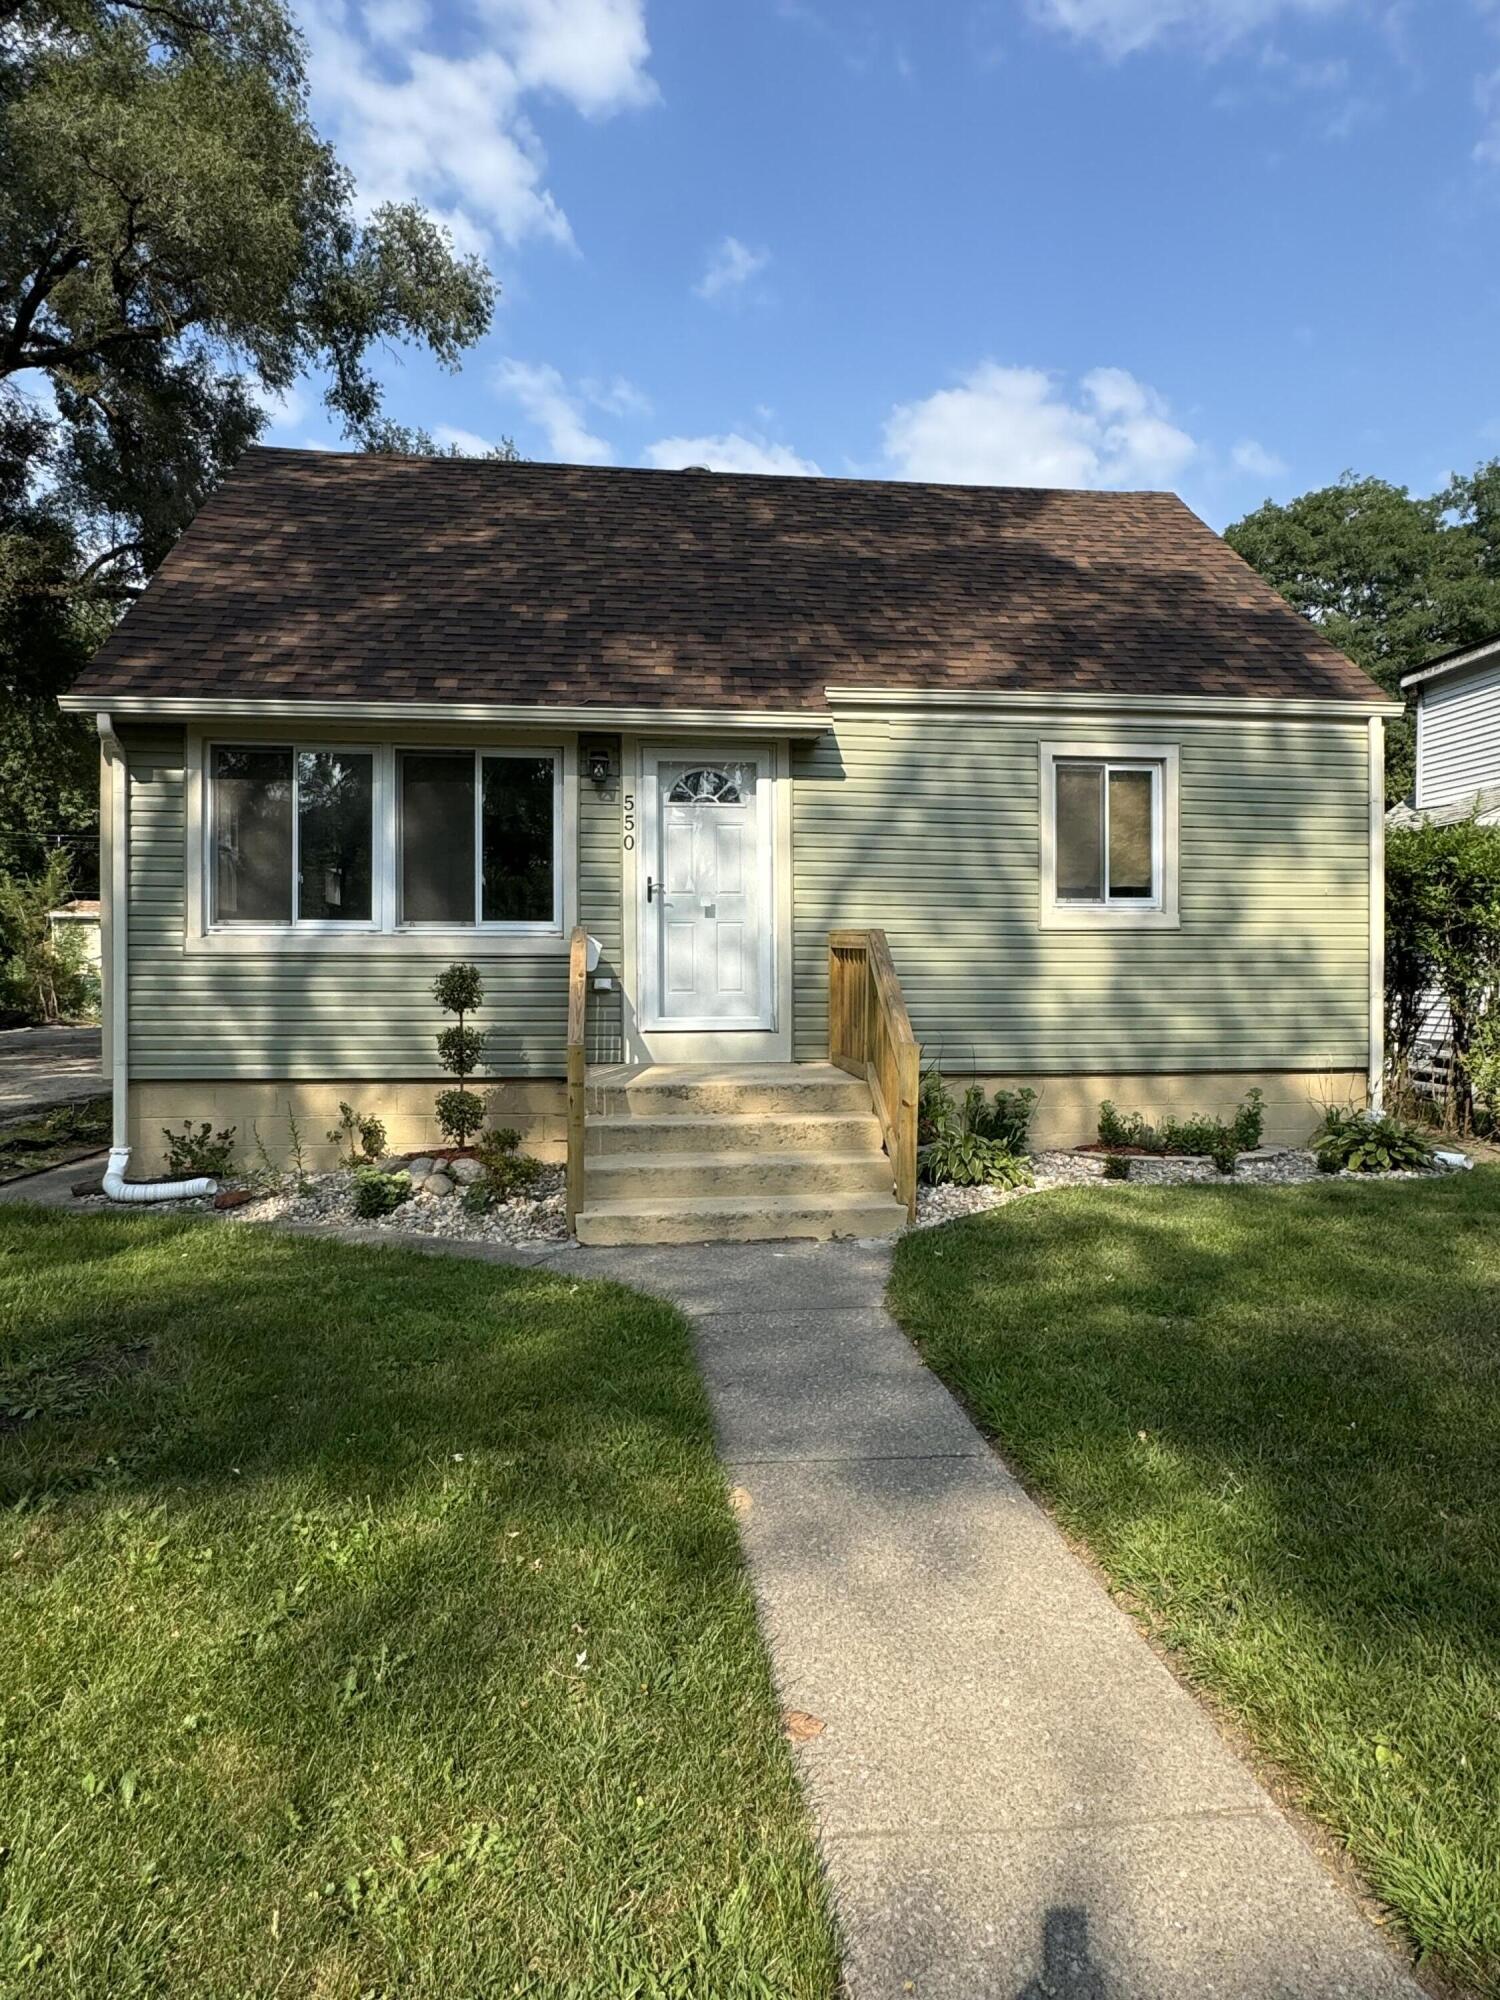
[621,735,793,1065]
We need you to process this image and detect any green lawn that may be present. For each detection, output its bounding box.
[889,1172,1500,1999]
[0,1208,836,1999]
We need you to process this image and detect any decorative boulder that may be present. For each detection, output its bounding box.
[450,1157,485,1185]
[424,1170,455,1198]
[407,1157,435,1180]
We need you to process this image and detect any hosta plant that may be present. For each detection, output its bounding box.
[1315,1107,1435,1175]
[920,1130,1032,1190]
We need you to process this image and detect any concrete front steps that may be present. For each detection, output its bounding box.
[574,1064,908,1246]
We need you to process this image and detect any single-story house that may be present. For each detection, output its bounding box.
[61,448,1398,1241]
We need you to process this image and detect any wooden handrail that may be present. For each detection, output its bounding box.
[828,927,919,1220]
[565,926,589,1231]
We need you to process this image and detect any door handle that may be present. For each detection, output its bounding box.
[647,875,656,903]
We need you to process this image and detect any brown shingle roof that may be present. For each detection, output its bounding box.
[67,447,1385,710]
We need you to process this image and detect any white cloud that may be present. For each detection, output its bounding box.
[252,382,310,432]
[580,373,652,416]
[495,359,613,462]
[644,433,822,476]
[434,424,496,454]
[299,0,655,254]
[882,363,1196,489]
[694,236,771,303]
[1028,0,1349,60]
[1231,437,1289,480]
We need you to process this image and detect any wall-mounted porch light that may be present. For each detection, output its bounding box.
[585,744,614,789]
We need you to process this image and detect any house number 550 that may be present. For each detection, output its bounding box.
[622,794,635,851]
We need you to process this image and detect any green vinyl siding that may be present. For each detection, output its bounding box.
[791,712,1372,1072]
[122,727,621,1079]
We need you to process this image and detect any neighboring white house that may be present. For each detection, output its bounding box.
[1395,633,1500,828]
[1389,634,1500,1103]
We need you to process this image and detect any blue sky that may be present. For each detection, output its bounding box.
[265,0,1500,528]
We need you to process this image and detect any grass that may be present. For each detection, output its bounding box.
[0,1097,109,1182]
[889,1172,1500,1998]
[0,1207,836,1999]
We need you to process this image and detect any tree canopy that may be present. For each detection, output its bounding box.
[1226,465,1500,799]
[1,0,497,877]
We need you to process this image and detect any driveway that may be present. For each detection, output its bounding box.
[0,1025,106,1121]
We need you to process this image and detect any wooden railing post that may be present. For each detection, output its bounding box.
[565,926,589,1231]
[827,926,919,1221]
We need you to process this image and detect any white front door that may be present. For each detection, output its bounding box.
[641,748,774,1031]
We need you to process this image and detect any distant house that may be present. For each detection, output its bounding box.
[62,449,1397,1240]
[1394,633,1500,827]
[1389,634,1500,1104]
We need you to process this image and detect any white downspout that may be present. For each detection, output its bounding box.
[95,714,218,1203]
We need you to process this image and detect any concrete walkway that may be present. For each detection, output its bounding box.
[0,1187,1428,1998]
[548,1235,1423,2000]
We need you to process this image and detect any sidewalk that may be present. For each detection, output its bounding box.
[550,1235,1425,2000]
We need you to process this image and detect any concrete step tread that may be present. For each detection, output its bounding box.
[578,1190,907,1221]
[588,1062,852,1087]
[586,1147,891,1173]
[587,1111,882,1136]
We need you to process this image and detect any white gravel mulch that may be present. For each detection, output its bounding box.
[76,1164,570,1245]
[245,1165,569,1245]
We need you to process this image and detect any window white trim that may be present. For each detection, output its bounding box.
[1038,739,1180,930]
[185,733,576,954]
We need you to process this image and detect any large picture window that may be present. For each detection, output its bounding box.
[1039,741,1180,929]
[398,750,559,929]
[211,745,374,927]
[204,741,564,939]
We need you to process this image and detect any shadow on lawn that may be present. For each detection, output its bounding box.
[892,1175,1500,1651]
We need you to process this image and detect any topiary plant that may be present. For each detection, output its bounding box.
[432,962,486,1145]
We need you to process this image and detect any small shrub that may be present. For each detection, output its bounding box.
[1102,1154,1131,1181]
[351,1167,413,1218]
[1095,1089,1264,1176]
[1465,1013,1500,1136]
[326,1101,388,1169]
[920,1069,1037,1149]
[1315,1107,1435,1175]
[466,1124,544,1206]
[162,1121,237,1178]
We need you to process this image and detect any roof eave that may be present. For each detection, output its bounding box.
[1400,635,1500,692]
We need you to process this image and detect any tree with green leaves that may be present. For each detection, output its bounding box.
[1226,466,1500,800]
[1,0,497,876]
[1384,816,1500,1132]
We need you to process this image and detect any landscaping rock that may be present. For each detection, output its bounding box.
[423,1170,455,1198]
[375,1154,409,1173]
[407,1156,435,1179]
[449,1156,484,1184]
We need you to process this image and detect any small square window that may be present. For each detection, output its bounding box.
[1041,742,1179,929]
